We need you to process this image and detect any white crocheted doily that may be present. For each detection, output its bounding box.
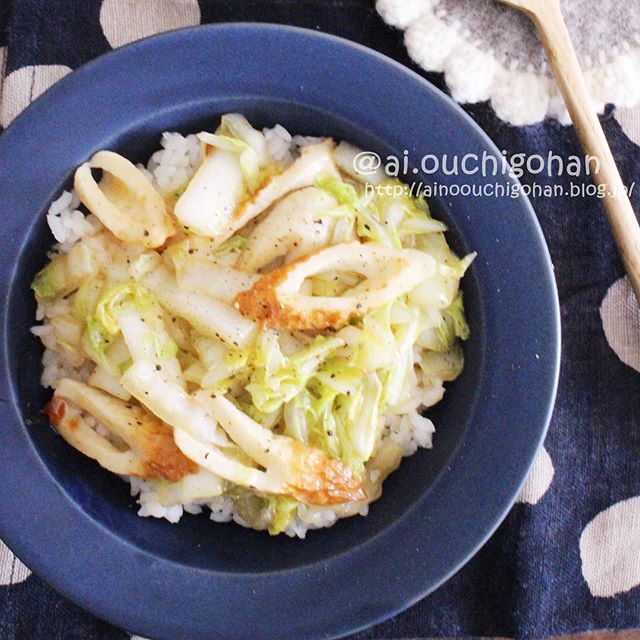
[376,0,640,125]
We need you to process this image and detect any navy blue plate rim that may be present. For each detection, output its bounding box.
[0,23,560,640]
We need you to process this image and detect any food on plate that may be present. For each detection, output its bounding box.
[31,114,474,536]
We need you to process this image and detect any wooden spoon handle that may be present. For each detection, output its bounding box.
[527,1,640,299]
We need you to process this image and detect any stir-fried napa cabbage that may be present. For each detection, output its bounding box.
[32,113,475,536]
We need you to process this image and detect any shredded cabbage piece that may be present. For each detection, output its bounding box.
[246,333,344,413]
[197,132,262,193]
[32,243,100,300]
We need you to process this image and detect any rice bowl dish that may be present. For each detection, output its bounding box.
[31,114,474,538]
[0,25,561,640]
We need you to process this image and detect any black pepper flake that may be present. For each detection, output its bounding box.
[327,430,333,437]
[143,230,149,237]
[188,249,195,254]
[155,364,162,371]
[205,452,209,459]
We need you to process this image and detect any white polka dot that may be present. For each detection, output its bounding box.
[517,446,554,505]
[580,496,640,597]
[615,104,640,146]
[100,0,201,49]
[601,276,640,373]
[0,539,32,585]
[0,64,72,128]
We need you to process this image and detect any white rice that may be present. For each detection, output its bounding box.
[145,132,202,196]
[263,126,327,166]
[388,410,436,457]
[34,125,438,538]
[292,134,325,148]
[263,124,293,163]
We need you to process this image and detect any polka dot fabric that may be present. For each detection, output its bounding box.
[99,0,200,48]
[1,1,640,639]
[0,64,71,128]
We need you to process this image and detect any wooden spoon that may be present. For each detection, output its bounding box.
[497,0,640,301]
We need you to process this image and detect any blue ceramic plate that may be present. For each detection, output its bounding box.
[0,24,560,640]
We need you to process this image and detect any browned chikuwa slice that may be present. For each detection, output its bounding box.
[48,379,197,481]
[235,241,435,331]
